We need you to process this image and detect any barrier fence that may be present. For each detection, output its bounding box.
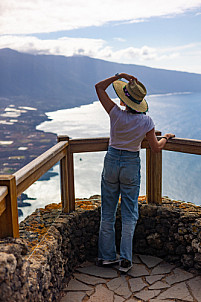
[1,132,201,238]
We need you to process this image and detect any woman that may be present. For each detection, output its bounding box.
[95,73,175,273]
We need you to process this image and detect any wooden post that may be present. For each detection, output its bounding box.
[67,140,75,212]
[146,132,162,204]
[58,136,75,212]
[58,138,69,212]
[0,175,19,238]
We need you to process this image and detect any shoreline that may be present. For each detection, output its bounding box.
[0,96,57,175]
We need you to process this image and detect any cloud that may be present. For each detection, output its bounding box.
[98,45,180,63]
[1,34,201,73]
[113,37,126,42]
[0,35,106,57]
[0,35,158,61]
[0,0,201,34]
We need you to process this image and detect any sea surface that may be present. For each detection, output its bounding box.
[20,92,201,221]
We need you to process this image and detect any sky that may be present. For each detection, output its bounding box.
[0,0,201,74]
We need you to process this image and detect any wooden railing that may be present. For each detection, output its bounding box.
[1,132,201,239]
[0,140,68,238]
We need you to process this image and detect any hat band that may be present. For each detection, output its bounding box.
[123,86,142,105]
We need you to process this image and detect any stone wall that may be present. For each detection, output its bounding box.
[0,196,201,301]
[128,198,201,273]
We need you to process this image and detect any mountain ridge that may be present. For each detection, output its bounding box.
[0,48,201,111]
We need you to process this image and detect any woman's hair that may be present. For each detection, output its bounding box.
[127,106,146,115]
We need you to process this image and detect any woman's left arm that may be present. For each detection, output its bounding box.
[146,128,175,152]
[95,73,137,114]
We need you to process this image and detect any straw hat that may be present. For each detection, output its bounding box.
[112,79,148,113]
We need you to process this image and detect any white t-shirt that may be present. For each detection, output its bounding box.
[109,105,155,152]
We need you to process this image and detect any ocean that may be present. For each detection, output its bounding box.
[20,92,201,221]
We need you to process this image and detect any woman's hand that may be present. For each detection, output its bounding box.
[119,73,138,83]
[164,133,175,140]
[95,72,138,114]
[146,129,175,153]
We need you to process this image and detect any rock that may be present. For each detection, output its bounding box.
[182,254,194,268]
[60,291,86,302]
[165,268,194,285]
[88,284,114,302]
[157,282,193,301]
[192,239,201,253]
[151,262,175,275]
[74,273,106,285]
[129,277,147,292]
[138,255,163,269]
[76,265,118,279]
[146,274,164,285]
[128,264,150,277]
[187,276,201,302]
[107,276,131,298]
[176,244,186,255]
[194,253,201,265]
[147,233,163,249]
[64,279,92,291]
[134,289,161,301]
[18,208,23,217]
[0,252,17,281]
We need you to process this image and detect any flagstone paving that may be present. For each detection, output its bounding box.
[58,254,201,302]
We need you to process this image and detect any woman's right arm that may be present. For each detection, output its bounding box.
[95,75,118,114]
[95,73,137,114]
[146,128,175,153]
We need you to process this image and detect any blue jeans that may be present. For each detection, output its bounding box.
[98,146,140,262]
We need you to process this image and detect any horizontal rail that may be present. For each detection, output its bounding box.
[69,131,162,153]
[70,137,109,153]
[162,137,201,155]
[14,141,68,196]
[143,136,201,155]
[69,136,201,154]
[70,137,151,153]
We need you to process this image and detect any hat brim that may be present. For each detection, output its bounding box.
[113,80,148,113]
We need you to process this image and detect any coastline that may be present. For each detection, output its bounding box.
[0,96,57,175]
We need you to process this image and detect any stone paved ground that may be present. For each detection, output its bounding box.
[58,254,201,302]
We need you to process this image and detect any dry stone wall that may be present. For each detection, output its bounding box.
[0,196,201,301]
[134,199,201,273]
